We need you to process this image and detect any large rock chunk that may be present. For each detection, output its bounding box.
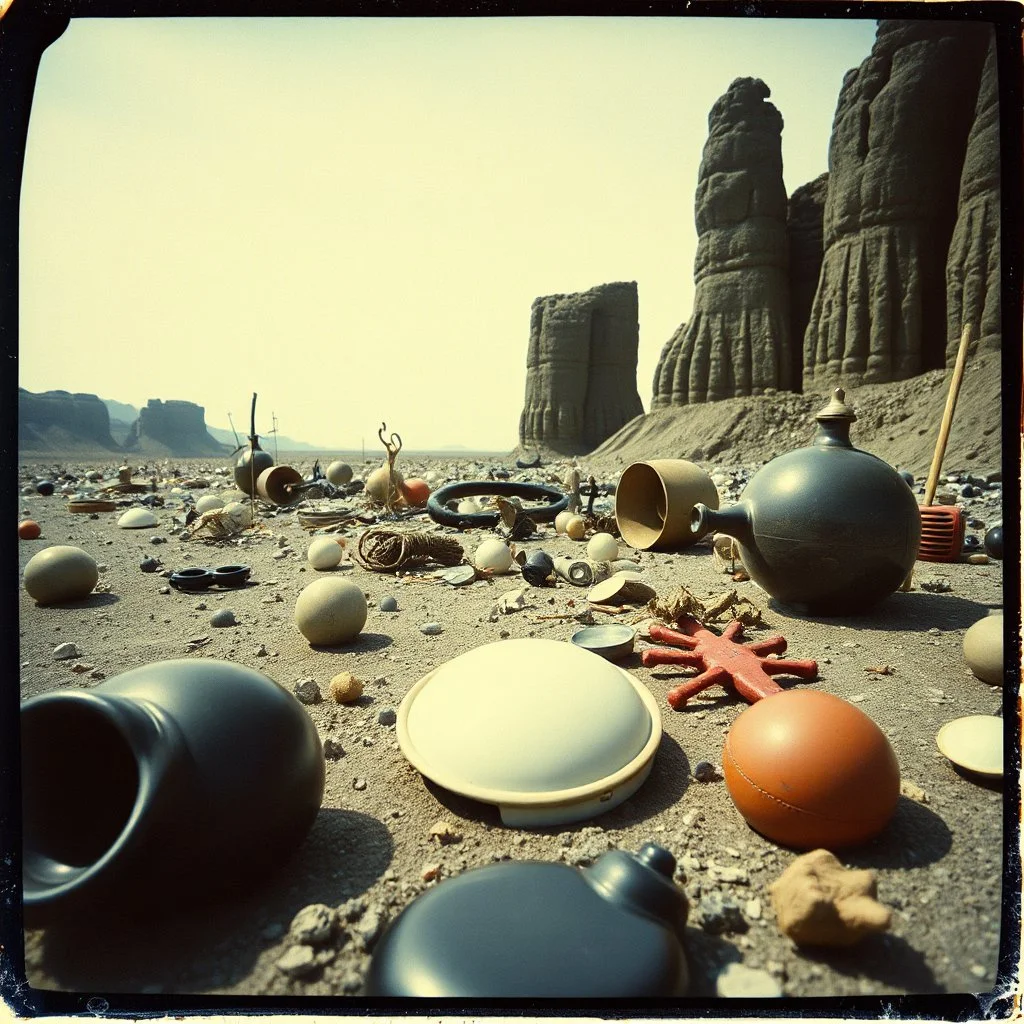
[803,20,990,390]
[518,281,643,454]
[786,173,829,390]
[652,78,792,408]
[946,32,1001,361]
[124,398,228,456]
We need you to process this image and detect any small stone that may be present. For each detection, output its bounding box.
[89,669,106,679]
[693,760,719,782]
[378,707,397,727]
[379,595,399,612]
[289,903,335,944]
[899,779,930,804]
[745,897,763,920]
[421,863,441,882]
[429,819,463,845]
[970,964,987,979]
[707,861,749,885]
[420,622,443,635]
[158,586,170,595]
[210,609,236,628]
[140,557,161,573]
[195,601,208,611]
[53,643,80,660]
[354,907,386,948]
[255,644,268,656]
[715,963,783,998]
[353,777,367,791]
[323,738,345,760]
[293,678,321,704]
[699,892,748,934]
[275,944,317,978]
[329,671,364,703]
[968,553,990,565]
[150,536,165,544]
[69,662,94,674]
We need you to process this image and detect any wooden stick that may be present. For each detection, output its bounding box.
[902,323,974,590]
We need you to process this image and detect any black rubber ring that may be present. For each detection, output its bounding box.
[426,480,569,529]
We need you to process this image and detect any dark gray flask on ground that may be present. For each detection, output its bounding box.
[21,658,324,921]
[365,843,689,997]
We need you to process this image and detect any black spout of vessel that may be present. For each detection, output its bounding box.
[690,502,753,545]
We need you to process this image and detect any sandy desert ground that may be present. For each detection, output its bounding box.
[12,431,1011,1009]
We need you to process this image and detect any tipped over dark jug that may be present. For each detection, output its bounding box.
[21,659,324,921]
[691,389,920,615]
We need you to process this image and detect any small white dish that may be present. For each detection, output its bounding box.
[935,715,1003,777]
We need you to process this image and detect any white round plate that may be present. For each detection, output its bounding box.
[398,638,661,827]
[935,715,1003,777]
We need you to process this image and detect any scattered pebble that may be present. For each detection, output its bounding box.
[210,609,236,628]
[289,903,335,944]
[323,738,345,760]
[900,779,930,804]
[420,622,443,635]
[329,671,364,703]
[140,557,161,573]
[275,945,317,978]
[421,863,441,882]
[354,907,386,948]
[745,897,763,921]
[693,760,719,782]
[698,892,748,934]
[379,595,398,612]
[378,707,397,727]
[255,644,267,657]
[158,586,170,595]
[429,820,463,845]
[69,662,94,674]
[294,678,321,705]
[53,643,80,661]
[353,777,367,791]
[715,963,783,998]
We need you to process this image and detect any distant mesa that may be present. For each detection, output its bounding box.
[519,281,644,455]
[18,389,121,452]
[123,399,230,456]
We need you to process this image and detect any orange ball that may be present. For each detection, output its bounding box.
[19,520,41,540]
[722,690,900,850]
[400,478,431,507]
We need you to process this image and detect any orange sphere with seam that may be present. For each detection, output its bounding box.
[723,689,900,850]
[19,520,41,540]
[400,478,431,507]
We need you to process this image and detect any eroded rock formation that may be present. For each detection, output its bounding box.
[519,281,643,453]
[18,388,121,451]
[946,33,1001,361]
[803,21,991,389]
[651,78,791,409]
[124,399,227,456]
[787,173,829,390]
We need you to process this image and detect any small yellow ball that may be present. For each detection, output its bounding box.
[329,671,364,703]
[565,515,587,540]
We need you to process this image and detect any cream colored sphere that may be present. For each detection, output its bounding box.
[474,538,513,573]
[223,501,253,527]
[24,545,99,605]
[117,508,158,529]
[365,465,405,503]
[554,510,574,534]
[963,613,1003,685]
[307,535,344,570]
[565,515,587,540]
[457,499,481,515]
[195,494,225,514]
[587,532,619,562]
[326,461,353,486]
[295,577,368,645]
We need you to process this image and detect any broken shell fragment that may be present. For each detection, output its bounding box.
[440,565,477,587]
[769,849,891,947]
[118,508,158,529]
[935,715,1003,777]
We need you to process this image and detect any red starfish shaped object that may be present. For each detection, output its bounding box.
[641,616,818,709]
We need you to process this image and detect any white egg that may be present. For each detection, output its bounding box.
[117,508,158,529]
[474,538,513,574]
[587,532,619,562]
[294,577,368,645]
[23,545,99,605]
[554,510,574,534]
[195,494,225,514]
[307,535,344,570]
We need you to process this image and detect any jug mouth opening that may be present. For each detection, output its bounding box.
[615,463,668,548]
[22,696,141,886]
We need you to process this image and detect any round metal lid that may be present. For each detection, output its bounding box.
[398,638,661,826]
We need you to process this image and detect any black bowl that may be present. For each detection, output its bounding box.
[170,568,215,592]
[213,564,251,587]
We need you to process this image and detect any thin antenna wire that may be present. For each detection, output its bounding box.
[272,411,279,462]
[227,412,240,449]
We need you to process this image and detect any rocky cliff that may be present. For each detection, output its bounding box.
[787,173,829,389]
[803,20,991,390]
[945,32,1001,362]
[18,389,121,452]
[123,399,229,456]
[651,78,792,409]
[518,281,644,454]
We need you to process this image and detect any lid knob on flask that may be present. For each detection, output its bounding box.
[584,844,688,929]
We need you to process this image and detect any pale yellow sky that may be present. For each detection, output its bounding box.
[19,16,879,450]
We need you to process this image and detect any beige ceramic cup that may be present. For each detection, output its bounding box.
[615,460,719,551]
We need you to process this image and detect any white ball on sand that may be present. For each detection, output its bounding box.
[473,538,513,573]
[294,577,367,645]
[365,465,404,503]
[554,510,574,534]
[307,535,344,570]
[457,499,481,515]
[24,545,99,605]
[587,532,619,562]
[326,461,353,486]
[117,508,158,529]
[223,501,253,527]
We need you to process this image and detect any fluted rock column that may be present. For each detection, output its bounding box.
[803,20,990,390]
[519,282,643,454]
[652,78,791,408]
[946,31,1000,361]
[787,173,829,391]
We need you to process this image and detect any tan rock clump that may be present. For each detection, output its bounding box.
[329,671,364,704]
[769,848,892,947]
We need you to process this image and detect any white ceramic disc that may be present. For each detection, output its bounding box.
[935,715,1003,777]
[398,638,661,826]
